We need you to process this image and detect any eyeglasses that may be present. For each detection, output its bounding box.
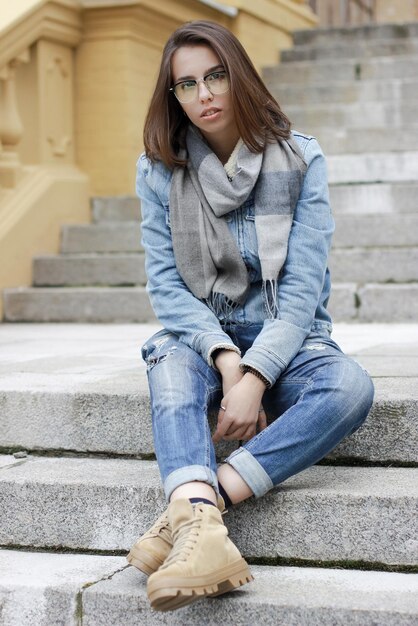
[170,70,230,104]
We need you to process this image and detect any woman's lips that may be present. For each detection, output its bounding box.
[201,108,221,118]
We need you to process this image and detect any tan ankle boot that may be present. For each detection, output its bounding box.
[126,509,172,575]
[146,499,253,612]
[127,496,226,577]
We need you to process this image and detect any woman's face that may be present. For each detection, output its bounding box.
[171,45,239,151]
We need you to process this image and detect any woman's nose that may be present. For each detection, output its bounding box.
[198,80,213,102]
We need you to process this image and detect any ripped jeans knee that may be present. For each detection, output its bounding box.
[141,329,179,370]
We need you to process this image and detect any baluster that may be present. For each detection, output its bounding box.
[0,50,29,188]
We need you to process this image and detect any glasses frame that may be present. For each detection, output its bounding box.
[169,69,230,104]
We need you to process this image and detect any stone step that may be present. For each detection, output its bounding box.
[287,102,417,131]
[329,183,418,214]
[326,152,418,185]
[32,244,418,287]
[333,214,418,246]
[329,247,418,283]
[281,39,418,63]
[1,322,416,463]
[33,254,147,287]
[292,22,418,47]
[273,78,418,106]
[84,183,418,234]
[2,287,155,323]
[4,283,418,322]
[1,455,417,564]
[92,196,140,223]
[314,128,418,155]
[61,222,142,254]
[263,55,418,85]
[1,550,417,626]
[59,213,418,255]
[330,283,418,322]
[79,564,418,626]
[0,549,127,626]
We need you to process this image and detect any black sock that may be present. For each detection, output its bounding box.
[189,497,216,507]
[218,482,233,508]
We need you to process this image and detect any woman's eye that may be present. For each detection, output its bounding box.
[207,72,225,82]
[179,81,196,91]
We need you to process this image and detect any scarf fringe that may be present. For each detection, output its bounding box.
[204,292,239,320]
[262,279,279,319]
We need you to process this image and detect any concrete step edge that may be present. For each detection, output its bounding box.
[3,284,418,323]
[264,53,418,70]
[0,456,417,564]
[1,375,417,463]
[1,549,417,625]
[34,246,418,260]
[280,39,418,62]
[292,22,418,44]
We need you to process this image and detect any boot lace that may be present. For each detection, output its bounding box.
[144,513,171,543]
[161,512,202,567]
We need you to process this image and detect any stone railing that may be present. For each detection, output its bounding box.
[307,0,418,26]
[0,0,84,188]
[307,0,376,27]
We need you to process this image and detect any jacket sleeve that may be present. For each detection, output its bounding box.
[240,137,335,387]
[137,154,240,366]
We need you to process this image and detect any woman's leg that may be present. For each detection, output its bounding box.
[219,339,375,502]
[142,329,221,501]
[127,328,222,574]
[139,329,252,610]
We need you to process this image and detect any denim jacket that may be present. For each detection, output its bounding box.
[137,131,335,387]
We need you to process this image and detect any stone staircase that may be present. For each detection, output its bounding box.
[0,322,417,623]
[4,23,418,323]
[1,21,418,625]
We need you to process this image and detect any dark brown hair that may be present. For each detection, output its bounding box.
[143,20,291,168]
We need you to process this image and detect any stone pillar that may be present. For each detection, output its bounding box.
[37,40,75,164]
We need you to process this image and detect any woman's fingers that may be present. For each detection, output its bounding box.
[258,407,268,431]
[212,408,233,443]
[214,408,267,442]
[222,425,253,441]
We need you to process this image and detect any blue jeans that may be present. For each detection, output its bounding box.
[142,324,374,501]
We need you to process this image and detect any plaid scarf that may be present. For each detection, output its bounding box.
[169,125,307,318]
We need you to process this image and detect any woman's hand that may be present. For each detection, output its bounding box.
[212,373,267,443]
[214,349,242,394]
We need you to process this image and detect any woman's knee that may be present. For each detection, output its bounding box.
[141,330,181,366]
[142,329,220,400]
[329,357,374,433]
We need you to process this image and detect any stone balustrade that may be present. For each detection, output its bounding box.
[0,50,29,188]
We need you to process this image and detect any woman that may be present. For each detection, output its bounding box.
[127,20,374,612]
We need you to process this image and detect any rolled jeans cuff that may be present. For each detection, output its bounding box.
[225,447,273,498]
[163,465,219,502]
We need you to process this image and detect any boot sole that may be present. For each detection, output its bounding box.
[126,546,242,601]
[147,558,253,612]
[126,545,165,577]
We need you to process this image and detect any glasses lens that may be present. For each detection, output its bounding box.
[205,71,229,95]
[174,81,197,103]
